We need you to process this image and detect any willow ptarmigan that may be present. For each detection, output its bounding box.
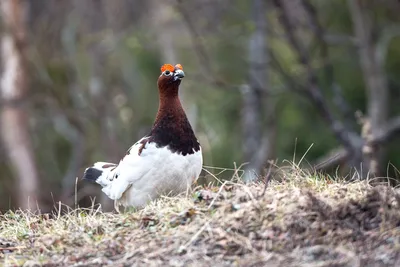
[82,64,202,211]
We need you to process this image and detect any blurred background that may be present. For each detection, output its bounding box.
[1,0,400,212]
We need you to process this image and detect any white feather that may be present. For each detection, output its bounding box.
[96,137,203,209]
[87,162,115,187]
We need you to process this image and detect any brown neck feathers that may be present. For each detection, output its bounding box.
[146,76,200,155]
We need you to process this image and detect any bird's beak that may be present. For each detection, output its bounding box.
[174,69,185,81]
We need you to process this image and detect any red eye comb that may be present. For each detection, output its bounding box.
[175,64,183,70]
[161,64,174,73]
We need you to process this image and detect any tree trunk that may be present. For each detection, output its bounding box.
[348,0,389,177]
[242,0,272,182]
[0,0,40,210]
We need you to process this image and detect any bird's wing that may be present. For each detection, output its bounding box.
[100,137,165,200]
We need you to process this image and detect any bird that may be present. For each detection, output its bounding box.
[82,63,203,212]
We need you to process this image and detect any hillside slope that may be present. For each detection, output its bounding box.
[1,169,400,266]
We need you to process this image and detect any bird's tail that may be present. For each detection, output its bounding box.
[82,162,117,187]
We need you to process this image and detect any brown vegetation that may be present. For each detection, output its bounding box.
[1,168,400,266]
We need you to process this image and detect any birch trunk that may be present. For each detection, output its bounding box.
[0,0,40,210]
[242,0,273,182]
[348,0,389,177]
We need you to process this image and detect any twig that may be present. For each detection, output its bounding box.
[75,177,78,210]
[261,163,273,197]
[179,220,211,251]
[202,167,224,185]
[57,201,61,220]
[64,186,99,207]
[207,181,227,210]
[312,148,348,172]
[371,116,400,145]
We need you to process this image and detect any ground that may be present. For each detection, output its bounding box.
[1,167,400,267]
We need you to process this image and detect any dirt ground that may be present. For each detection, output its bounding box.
[1,172,400,266]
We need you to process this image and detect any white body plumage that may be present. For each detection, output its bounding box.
[86,137,203,211]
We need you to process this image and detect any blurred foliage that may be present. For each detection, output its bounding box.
[1,0,400,211]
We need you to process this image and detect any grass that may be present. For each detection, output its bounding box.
[1,165,400,266]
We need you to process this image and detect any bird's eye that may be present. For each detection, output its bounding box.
[164,70,171,76]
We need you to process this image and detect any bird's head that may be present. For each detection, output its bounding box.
[157,63,185,97]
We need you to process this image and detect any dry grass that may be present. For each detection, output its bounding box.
[1,166,400,267]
